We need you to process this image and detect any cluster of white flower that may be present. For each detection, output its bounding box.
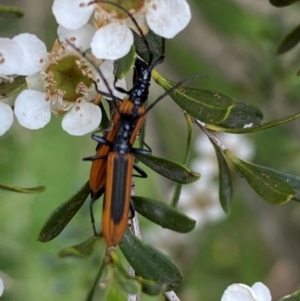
[0,0,191,136]
[0,3,292,301]
[52,0,191,60]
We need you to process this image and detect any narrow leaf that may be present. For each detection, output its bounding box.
[38,181,90,242]
[110,249,166,296]
[254,166,300,202]
[171,113,194,207]
[210,141,233,213]
[133,30,164,67]
[269,0,300,7]
[138,279,166,296]
[132,196,196,233]
[277,23,300,54]
[183,113,194,164]
[119,229,183,291]
[58,236,101,258]
[114,45,135,79]
[0,6,24,18]
[0,76,26,99]
[109,250,141,294]
[115,276,141,296]
[225,150,296,204]
[219,102,263,129]
[152,71,235,124]
[134,153,200,184]
[278,290,300,301]
[0,182,45,193]
[206,110,300,133]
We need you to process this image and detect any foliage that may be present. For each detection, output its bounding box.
[2,1,300,301]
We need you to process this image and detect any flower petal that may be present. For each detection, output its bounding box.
[14,89,51,129]
[62,102,101,135]
[13,33,47,76]
[0,38,24,76]
[91,22,133,60]
[0,277,3,296]
[52,0,94,30]
[221,284,257,301]
[146,0,191,39]
[96,60,127,100]
[0,102,13,135]
[57,23,95,51]
[252,282,272,301]
[26,72,44,91]
[125,13,149,36]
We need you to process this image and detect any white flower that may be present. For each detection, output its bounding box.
[221,282,272,301]
[0,38,25,76]
[57,23,96,51]
[0,102,14,136]
[145,0,191,38]
[0,277,3,296]
[52,0,93,30]
[52,0,191,60]
[1,28,125,135]
[90,22,134,61]
[14,90,52,130]
[0,34,47,76]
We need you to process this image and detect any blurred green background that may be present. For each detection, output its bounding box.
[2,0,300,300]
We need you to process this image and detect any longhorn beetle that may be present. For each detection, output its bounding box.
[83,2,165,246]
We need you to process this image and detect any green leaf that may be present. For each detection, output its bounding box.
[0,76,26,99]
[206,110,300,133]
[0,6,24,18]
[114,45,135,79]
[171,113,194,207]
[278,290,300,301]
[109,250,141,294]
[105,284,126,301]
[133,29,164,67]
[219,102,263,129]
[85,257,107,301]
[269,0,300,7]
[277,24,300,54]
[58,236,101,258]
[0,182,45,194]
[116,275,141,295]
[119,229,183,291]
[225,150,296,204]
[152,71,235,124]
[138,279,166,296]
[183,113,194,165]
[132,196,196,232]
[210,141,233,213]
[253,166,300,202]
[38,181,90,242]
[134,153,200,184]
[110,249,166,296]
